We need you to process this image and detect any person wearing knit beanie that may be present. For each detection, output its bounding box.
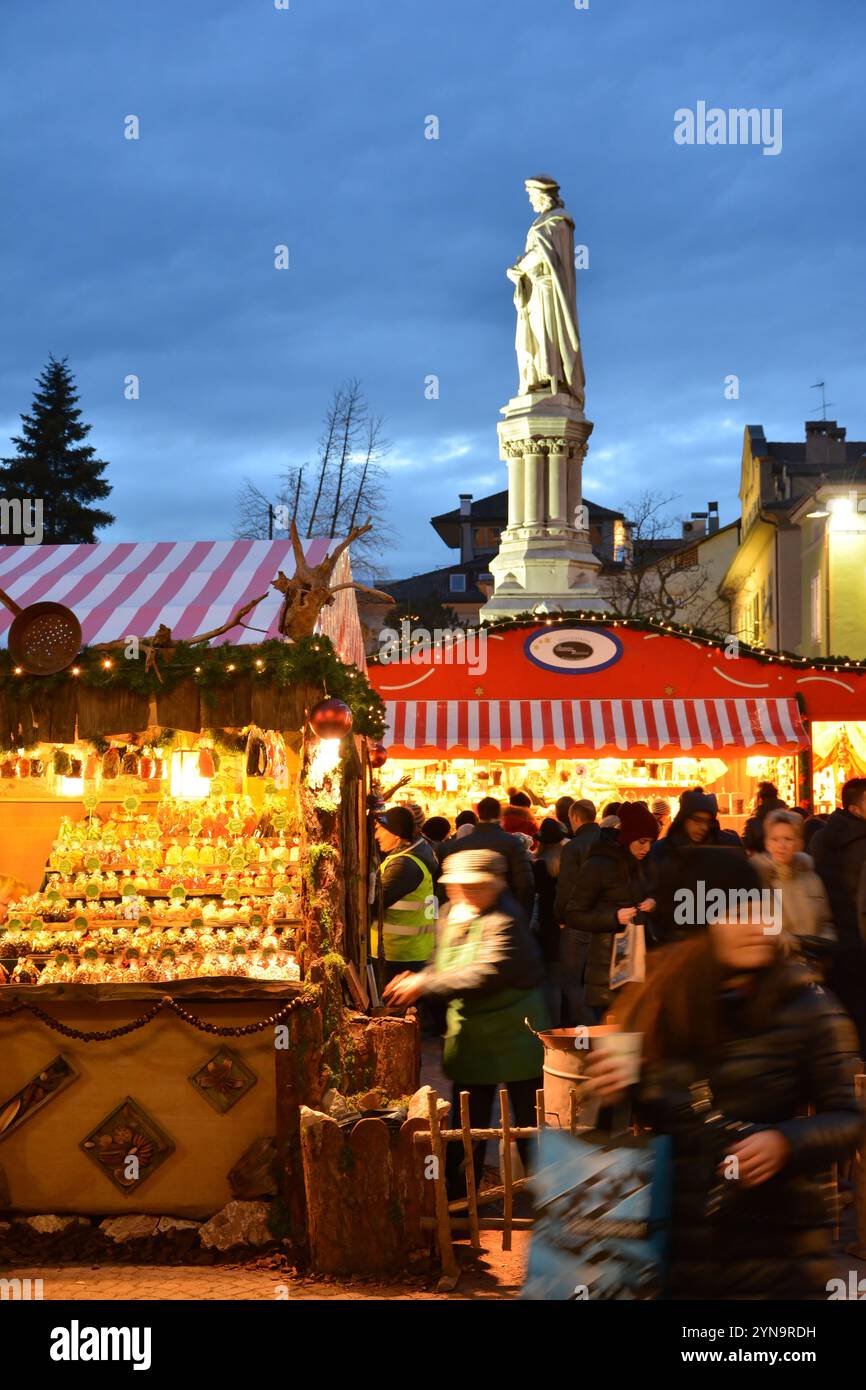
[617,802,661,850]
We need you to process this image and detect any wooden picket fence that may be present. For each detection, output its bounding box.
[412,1086,551,1290]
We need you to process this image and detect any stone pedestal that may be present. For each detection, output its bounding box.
[481,391,606,619]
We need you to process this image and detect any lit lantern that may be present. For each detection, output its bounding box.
[368,741,388,769]
[170,749,212,799]
[309,698,353,740]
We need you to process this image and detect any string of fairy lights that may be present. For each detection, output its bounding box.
[368,609,866,675]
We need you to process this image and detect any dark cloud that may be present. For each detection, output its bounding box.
[1,0,863,577]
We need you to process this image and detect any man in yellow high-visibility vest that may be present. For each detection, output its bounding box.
[372,805,440,984]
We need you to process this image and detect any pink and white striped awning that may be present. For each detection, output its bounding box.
[0,539,366,671]
[383,697,808,758]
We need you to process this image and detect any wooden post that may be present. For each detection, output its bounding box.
[274,999,323,1265]
[500,1087,513,1253]
[536,1087,545,1157]
[427,1088,459,1287]
[569,1087,578,1135]
[459,1090,481,1251]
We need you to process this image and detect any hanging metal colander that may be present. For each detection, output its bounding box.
[0,587,83,675]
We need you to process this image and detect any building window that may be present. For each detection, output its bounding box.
[449,573,467,593]
[764,573,773,626]
[810,573,822,643]
[612,519,631,565]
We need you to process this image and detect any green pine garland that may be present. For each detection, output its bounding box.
[0,635,386,739]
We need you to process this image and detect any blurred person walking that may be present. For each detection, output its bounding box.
[383,848,548,1196]
[586,849,864,1300]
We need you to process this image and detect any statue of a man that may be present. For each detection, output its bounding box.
[507,175,585,406]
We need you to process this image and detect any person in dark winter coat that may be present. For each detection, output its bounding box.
[810,777,866,1052]
[651,790,741,865]
[422,816,451,851]
[742,781,788,853]
[439,796,535,917]
[564,802,659,1018]
[532,818,568,964]
[554,800,601,919]
[552,799,601,1026]
[586,849,865,1300]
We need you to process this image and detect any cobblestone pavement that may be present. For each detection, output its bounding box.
[3,1233,529,1300]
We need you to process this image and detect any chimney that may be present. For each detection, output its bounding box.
[805,420,847,466]
[459,493,474,563]
[708,500,719,534]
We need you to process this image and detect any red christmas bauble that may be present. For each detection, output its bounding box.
[368,741,388,769]
[309,697,353,739]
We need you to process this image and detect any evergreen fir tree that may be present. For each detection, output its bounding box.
[0,355,114,543]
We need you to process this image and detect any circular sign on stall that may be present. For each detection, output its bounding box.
[85,855,100,873]
[83,792,100,811]
[57,856,74,875]
[170,885,187,902]
[523,625,624,674]
[123,795,140,814]
[223,886,240,903]
[85,881,101,900]
[272,813,287,831]
[210,778,224,796]
[121,881,136,898]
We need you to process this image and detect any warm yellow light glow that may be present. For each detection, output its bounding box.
[102,659,112,669]
[307,737,341,789]
[13,667,22,675]
[71,666,81,676]
[60,777,84,797]
[170,750,211,799]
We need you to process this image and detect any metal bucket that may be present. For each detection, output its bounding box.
[536,1024,619,1131]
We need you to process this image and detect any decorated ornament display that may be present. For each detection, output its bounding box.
[309,697,353,740]
[368,741,388,769]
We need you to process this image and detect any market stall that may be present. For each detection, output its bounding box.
[0,538,390,1242]
[370,615,866,824]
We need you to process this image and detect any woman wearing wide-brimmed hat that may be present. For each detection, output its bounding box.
[384,847,548,1194]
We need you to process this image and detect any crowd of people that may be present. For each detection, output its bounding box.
[374,777,866,1299]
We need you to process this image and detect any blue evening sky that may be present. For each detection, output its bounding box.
[1,0,863,578]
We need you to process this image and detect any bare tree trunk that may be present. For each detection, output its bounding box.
[330,380,363,538]
[308,387,344,535]
[291,466,304,527]
[348,415,383,533]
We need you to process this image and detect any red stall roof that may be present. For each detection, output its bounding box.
[370,621,862,759]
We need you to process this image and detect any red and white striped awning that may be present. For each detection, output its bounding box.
[383,697,808,758]
[0,539,366,670]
